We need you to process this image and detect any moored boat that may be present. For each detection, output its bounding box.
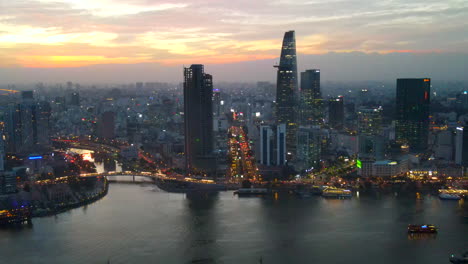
[438,188,468,200]
[407,232,437,240]
[407,224,437,233]
[439,193,461,200]
[449,251,468,264]
[0,207,32,226]
[321,187,352,198]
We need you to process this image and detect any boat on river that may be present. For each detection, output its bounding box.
[438,189,468,200]
[407,224,438,233]
[0,207,32,225]
[321,187,352,198]
[449,251,468,263]
[439,193,461,200]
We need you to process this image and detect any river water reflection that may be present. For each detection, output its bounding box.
[0,177,466,264]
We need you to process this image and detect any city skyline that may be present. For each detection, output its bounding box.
[0,1,468,263]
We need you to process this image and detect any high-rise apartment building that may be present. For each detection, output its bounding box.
[184,64,215,175]
[276,124,287,166]
[213,88,221,117]
[0,121,5,171]
[275,30,298,157]
[260,126,273,166]
[69,92,80,106]
[300,69,322,126]
[358,107,383,136]
[259,124,287,166]
[36,102,51,146]
[20,92,35,152]
[1,104,21,153]
[395,78,430,151]
[99,111,115,139]
[260,125,274,166]
[0,92,50,154]
[296,126,321,171]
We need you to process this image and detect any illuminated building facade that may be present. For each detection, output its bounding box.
[213,88,221,117]
[357,107,383,136]
[359,158,409,177]
[275,30,298,157]
[372,159,408,177]
[184,64,215,175]
[395,78,431,151]
[300,69,322,126]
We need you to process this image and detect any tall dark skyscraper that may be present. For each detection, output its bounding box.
[275,30,298,158]
[69,92,80,106]
[395,78,430,151]
[98,111,115,139]
[20,91,35,152]
[455,127,468,167]
[184,64,215,175]
[2,104,22,153]
[328,96,344,129]
[300,69,322,126]
[260,125,274,166]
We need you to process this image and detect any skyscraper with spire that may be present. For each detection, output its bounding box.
[275,30,298,159]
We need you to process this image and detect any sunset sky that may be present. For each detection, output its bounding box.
[1,0,467,82]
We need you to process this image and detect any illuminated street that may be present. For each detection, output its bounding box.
[228,126,258,182]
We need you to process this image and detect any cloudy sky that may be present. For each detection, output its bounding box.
[1,0,467,82]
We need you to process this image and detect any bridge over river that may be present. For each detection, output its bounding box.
[80,171,167,183]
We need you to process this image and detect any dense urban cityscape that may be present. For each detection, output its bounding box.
[1,0,468,263]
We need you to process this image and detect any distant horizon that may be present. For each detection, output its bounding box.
[1,51,468,85]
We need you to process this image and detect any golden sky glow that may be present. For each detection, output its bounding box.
[0,0,467,68]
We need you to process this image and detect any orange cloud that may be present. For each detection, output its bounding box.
[157,53,278,65]
[17,55,156,68]
[381,49,444,54]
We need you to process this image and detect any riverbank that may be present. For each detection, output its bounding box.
[32,177,109,218]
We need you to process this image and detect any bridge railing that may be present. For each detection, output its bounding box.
[80,171,168,179]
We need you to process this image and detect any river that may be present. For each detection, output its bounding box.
[0,176,466,264]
